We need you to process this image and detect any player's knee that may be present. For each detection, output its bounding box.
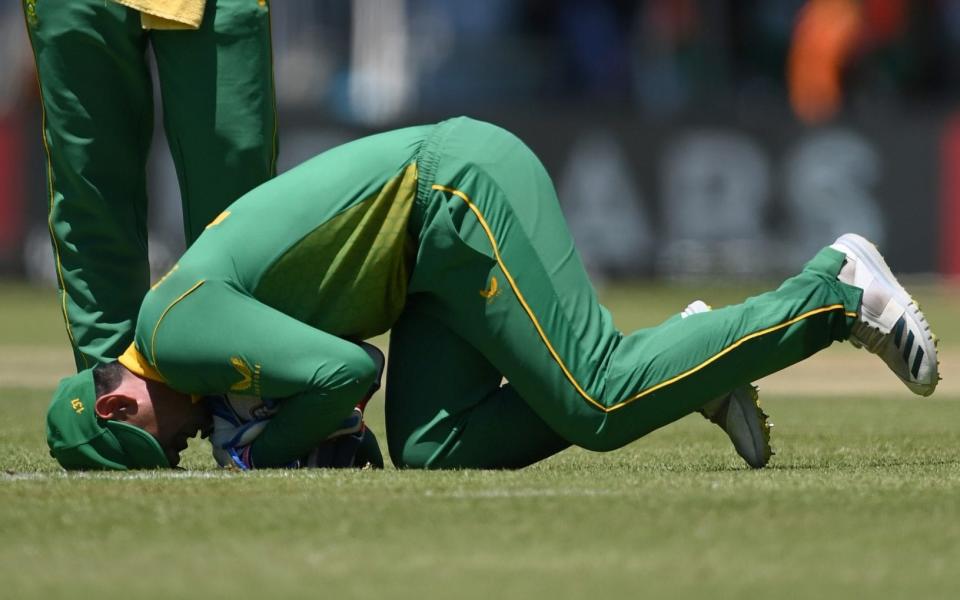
[394,450,471,470]
[563,429,630,453]
[392,451,428,470]
[389,441,431,470]
[389,432,454,470]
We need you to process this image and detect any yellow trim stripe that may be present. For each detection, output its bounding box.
[265,1,279,177]
[204,210,231,230]
[24,16,87,368]
[432,183,602,409]
[432,183,856,414]
[151,264,179,291]
[150,280,205,377]
[615,304,858,409]
[43,109,81,364]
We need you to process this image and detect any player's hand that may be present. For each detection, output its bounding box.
[205,395,271,468]
[205,341,385,470]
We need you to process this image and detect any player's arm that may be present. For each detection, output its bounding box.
[134,277,380,467]
[204,342,385,469]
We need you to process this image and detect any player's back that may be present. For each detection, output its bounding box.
[141,124,432,341]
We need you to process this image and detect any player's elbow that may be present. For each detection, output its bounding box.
[314,345,378,401]
[340,350,379,395]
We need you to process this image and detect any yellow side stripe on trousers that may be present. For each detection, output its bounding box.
[25,16,86,368]
[266,2,280,177]
[42,104,82,366]
[432,183,858,414]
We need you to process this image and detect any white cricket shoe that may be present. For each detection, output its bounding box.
[682,300,773,469]
[830,233,940,396]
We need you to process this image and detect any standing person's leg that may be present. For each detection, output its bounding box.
[386,298,569,469]
[25,0,153,368]
[410,117,863,452]
[151,0,277,243]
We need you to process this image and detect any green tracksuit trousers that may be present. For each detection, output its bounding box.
[130,118,862,469]
[24,0,278,370]
[387,119,862,467]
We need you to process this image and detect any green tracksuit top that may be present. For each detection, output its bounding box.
[121,124,431,400]
[119,117,861,469]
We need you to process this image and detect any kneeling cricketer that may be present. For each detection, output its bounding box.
[45,117,940,471]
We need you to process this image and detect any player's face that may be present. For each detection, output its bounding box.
[128,381,212,467]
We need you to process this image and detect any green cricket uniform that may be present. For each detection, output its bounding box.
[120,117,863,469]
[24,0,278,370]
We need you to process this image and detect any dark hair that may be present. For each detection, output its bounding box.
[93,361,127,398]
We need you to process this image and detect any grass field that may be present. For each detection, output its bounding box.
[1,281,958,599]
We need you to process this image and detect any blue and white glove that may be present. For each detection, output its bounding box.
[206,341,387,470]
[206,395,277,469]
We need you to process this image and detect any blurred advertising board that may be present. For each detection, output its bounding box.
[8,110,952,282]
[498,111,943,280]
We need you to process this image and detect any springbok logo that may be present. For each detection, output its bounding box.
[479,276,500,302]
[230,356,253,392]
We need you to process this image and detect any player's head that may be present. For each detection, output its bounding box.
[46,362,211,469]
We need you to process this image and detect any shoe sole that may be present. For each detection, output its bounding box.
[686,300,774,468]
[727,384,773,469]
[834,234,939,395]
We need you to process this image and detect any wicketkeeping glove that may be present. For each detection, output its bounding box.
[206,395,277,469]
[207,341,386,470]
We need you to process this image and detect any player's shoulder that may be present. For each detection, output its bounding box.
[139,261,209,326]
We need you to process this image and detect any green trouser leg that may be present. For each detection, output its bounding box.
[151,0,278,241]
[25,0,153,369]
[386,299,570,469]
[25,0,277,369]
[389,118,862,465]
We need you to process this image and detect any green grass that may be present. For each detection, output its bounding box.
[4,278,960,347]
[1,281,959,599]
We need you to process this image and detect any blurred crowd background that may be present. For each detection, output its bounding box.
[1,0,959,282]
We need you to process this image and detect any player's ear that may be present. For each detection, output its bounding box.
[94,394,138,420]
